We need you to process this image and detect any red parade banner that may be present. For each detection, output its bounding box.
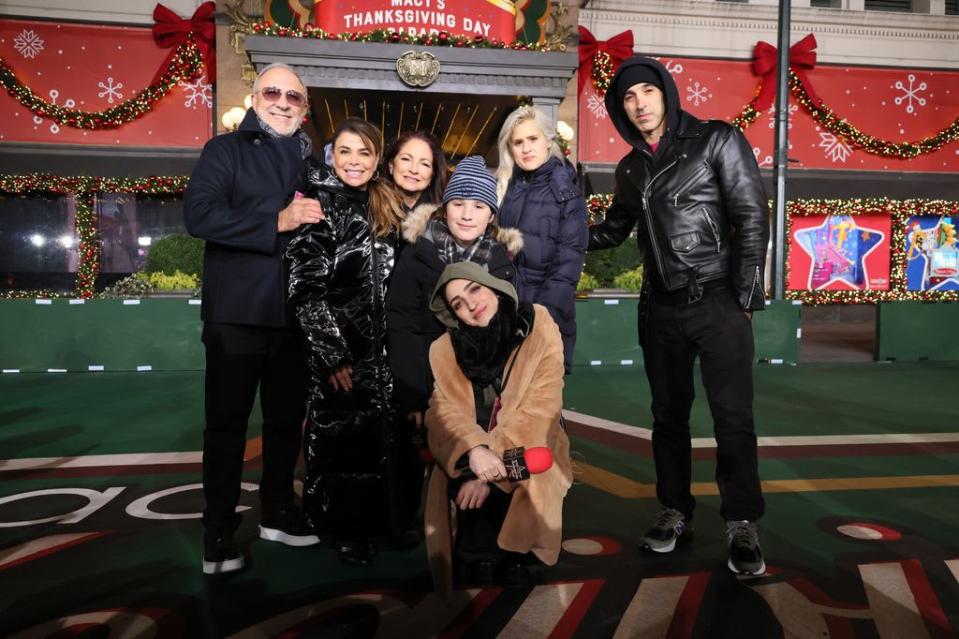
[314,0,516,43]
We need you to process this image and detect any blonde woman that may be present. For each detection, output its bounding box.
[496,107,588,373]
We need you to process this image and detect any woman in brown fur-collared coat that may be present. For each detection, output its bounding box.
[424,261,572,592]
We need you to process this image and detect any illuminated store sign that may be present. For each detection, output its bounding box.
[315,0,517,43]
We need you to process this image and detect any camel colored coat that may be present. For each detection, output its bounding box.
[424,305,572,592]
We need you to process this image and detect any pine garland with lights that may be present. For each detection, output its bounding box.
[732,70,959,158]
[731,103,762,132]
[248,21,558,51]
[591,50,614,97]
[586,193,613,225]
[1,174,191,299]
[0,36,204,130]
[788,72,959,159]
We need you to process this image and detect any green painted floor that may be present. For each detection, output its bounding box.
[1,363,958,638]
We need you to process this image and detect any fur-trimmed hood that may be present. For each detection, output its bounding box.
[401,203,524,256]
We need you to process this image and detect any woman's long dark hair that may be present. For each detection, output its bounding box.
[382,130,449,205]
[331,117,404,237]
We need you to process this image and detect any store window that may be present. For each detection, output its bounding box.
[864,0,913,12]
[98,194,187,277]
[0,193,186,293]
[0,195,79,292]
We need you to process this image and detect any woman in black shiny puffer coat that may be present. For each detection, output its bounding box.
[286,118,406,566]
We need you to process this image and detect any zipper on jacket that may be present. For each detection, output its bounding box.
[641,156,681,289]
[370,230,385,390]
[669,157,709,208]
[745,265,761,308]
[701,208,721,254]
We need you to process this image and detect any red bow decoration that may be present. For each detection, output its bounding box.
[578,27,634,95]
[152,1,216,83]
[751,33,820,111]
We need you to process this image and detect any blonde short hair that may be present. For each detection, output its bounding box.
[495,106,564,203]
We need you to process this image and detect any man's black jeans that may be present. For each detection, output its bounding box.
[641,286,765,522]
[201,322,308,539]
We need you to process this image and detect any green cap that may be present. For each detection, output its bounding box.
[429,261,518,328]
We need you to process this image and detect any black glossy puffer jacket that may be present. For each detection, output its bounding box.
[286,163,400,534]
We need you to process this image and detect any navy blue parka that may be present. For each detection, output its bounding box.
[497,156,588,372]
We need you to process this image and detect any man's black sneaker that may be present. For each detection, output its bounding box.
[333,538,377,567]
[259,507,321,547]
[641,507,692,553]
[726,520,766,575]
[202,535,245,575]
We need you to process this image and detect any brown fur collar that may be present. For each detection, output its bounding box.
[401,203,524,254]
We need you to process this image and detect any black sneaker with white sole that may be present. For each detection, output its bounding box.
[202,535,245,575]
[726,520,766,575]
[259,507,321,547]
[641,507,692,553]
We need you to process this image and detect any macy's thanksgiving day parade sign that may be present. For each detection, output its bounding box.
[268,0,517,43]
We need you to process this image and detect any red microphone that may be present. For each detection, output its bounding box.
[455,446,553,482]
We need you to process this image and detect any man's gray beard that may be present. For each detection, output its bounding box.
[255,113,313,160]
[255,113,295,138]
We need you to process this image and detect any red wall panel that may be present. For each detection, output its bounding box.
[0,19,212,148]
[579,55,959,173]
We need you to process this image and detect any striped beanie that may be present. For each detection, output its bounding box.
[442,155,498,214]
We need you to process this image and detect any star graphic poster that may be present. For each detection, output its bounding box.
[788,214,891,291]
[904,215,959,291]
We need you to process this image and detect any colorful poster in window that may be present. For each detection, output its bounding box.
[904,215,959,291]
[788,214,892,291]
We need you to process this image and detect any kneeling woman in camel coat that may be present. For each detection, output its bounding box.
[424,261,572,591]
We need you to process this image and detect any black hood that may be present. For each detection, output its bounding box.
[604,56,681,152]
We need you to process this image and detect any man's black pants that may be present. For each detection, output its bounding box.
[641,287,765,522]
[201,322,308,539]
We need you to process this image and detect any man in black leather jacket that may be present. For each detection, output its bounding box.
[588,55,769,575]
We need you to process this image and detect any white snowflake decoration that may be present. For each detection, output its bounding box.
[752,147,772,168]
[179,76,212,109]
[33,89,75,135]
[586,93,607,119]
[893,74,927,114]
[97,77,124,104]
[685,81,711,108]
[14,29,45,59]
[819,132,852,163]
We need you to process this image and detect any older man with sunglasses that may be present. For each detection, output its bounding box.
[185,63,324,575]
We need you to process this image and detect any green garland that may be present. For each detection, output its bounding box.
[732,70,959,159]
[1,174,191,299]
[0,37,203,130]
